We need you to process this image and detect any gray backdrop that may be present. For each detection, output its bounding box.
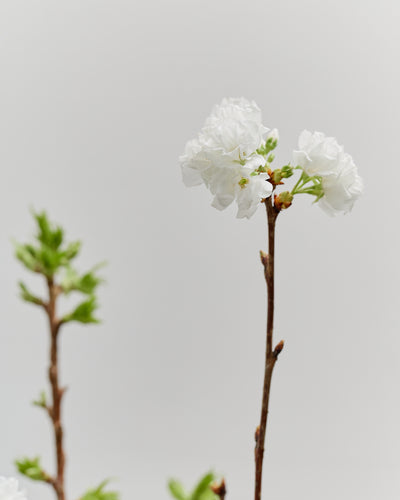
[0,1,399,499]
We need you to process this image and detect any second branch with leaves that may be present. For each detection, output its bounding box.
[14,211,118,500]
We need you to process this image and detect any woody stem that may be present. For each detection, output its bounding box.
[254,196,283,500]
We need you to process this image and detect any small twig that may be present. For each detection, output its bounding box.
[42,471,57,488]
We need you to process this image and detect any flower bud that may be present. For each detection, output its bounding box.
[271,169,283,185]
[259,250,269,267]
[273,340,284,357]
[281,165,294,178]
[274,191,293,211]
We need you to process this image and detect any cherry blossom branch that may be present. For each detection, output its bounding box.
[254,196,284,500]
[179,97,363,500]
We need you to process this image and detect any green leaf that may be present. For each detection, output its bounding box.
[81,480,120,500]
[14,241,61,278]
[32,390,47,408]
[79,270,103,294]
[38,246,64,276]
[14,243,41,273]
[168,479,187,500]
[34,211,64,250]
[281,165,294,178]
[62,241,81,262]
[19,282,43,306]
[61,265,104,295]
[168,473,218,500]
[191,472,216,500]
[15,457,47,482]
[63,296,100,324]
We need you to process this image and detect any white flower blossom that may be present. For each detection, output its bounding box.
[319,153,363,215]
[0,478,26,500]
[236,173,271,219]
[292,130,343,177]
[293,130,363,215]
[180,98,274,219]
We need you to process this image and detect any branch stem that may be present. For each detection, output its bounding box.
[46,277,66,500]
[254,197,283,500]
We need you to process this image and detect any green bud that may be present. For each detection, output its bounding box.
[267,154,275,163]
[238,177,249,188]
[32,390,47,409]
[275,191,293,210]
[281,165,294,178]
[271,169,283,185]
[265,137,278,150]
[15,457,47,482]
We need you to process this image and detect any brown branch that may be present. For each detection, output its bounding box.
[45,277,66,500]
[254,197,284,500]
[42,470,57,489]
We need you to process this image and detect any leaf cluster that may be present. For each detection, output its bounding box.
[81,480,120,500]
[15,212,81,278]
[15,211,104,324]
[63,295,100,324]
[15,457,47,482]
[168,472,218,500]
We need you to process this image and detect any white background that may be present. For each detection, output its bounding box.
[0,1,399,499]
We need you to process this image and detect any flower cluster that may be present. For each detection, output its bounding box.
[180,98,363,218]
[0,478,26,500]
[180,98,275,219]
[292,130,363,215]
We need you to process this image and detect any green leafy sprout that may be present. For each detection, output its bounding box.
[14,210,105,324]
[168,471,219,500]
[80,480,120,500]
[15,457,49,482]
[13,211,118,500]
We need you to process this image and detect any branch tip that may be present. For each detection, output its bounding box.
[211,478,226,500]
[259,250,268,267]
[273,340,284,358]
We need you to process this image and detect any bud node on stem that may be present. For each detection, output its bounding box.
[273,340,285,358]
[255,425,260,443]
[211,479,226,500]
[259,250,269,268]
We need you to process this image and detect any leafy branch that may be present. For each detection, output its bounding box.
[13,211,118,500]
